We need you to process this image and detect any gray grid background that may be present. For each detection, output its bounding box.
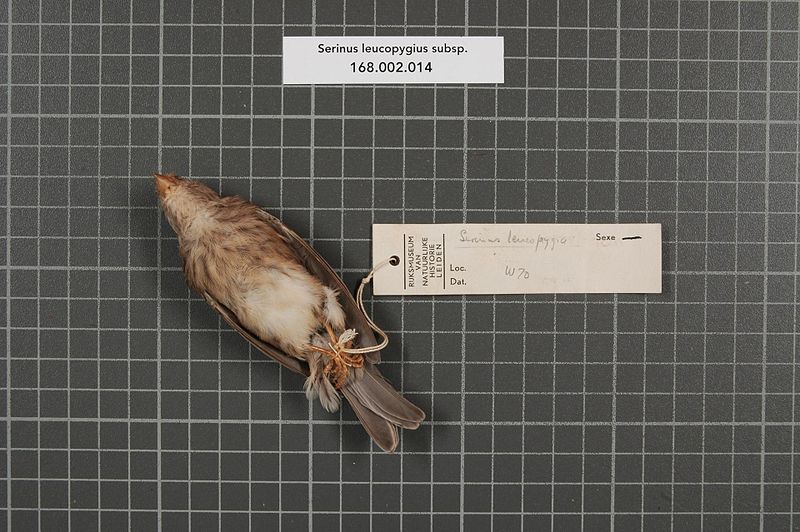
[3,0,800,530]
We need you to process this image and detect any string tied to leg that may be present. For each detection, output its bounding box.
[308,256,398,388]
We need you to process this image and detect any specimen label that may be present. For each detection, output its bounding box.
[372,224,662,295]
[283,37,504,84]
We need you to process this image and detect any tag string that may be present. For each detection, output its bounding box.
[338,256,395,355]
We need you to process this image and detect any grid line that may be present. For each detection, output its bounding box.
[609,0,621,525]
[247,3,255,532]
[125,1,133,528]
[759,3,773,527]
[458,3,468,529]
[790,7,800,529]
[5,1,13,530]
[550,4,561,529]
[155,0,165,527]
[670,3,680,526]
[95,2,103,527]
[640,1,652,527]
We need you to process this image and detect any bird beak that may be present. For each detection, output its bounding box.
[154,173,181,198]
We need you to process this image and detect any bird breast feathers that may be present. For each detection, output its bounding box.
[175,203,327,350]
[238,268,324,352]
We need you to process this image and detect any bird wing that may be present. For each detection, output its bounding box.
[203,292,310,377]
[256,210,382,364]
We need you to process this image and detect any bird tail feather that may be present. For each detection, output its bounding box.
[341,365,426,453]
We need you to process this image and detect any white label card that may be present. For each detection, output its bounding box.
[283,36,504,84]
[372,224,662,295]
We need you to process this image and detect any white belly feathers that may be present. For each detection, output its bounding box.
[237,267,323,352]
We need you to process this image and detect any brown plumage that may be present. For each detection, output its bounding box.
[155,173,425,452]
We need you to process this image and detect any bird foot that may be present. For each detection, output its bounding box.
[306,322,364,389]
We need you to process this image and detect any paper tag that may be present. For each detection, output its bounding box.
[282,36,504,84]
[372,224,662,295]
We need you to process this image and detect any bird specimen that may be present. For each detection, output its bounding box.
[155,173,424,452]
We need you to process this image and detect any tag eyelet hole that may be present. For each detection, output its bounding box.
[389,255,400,266]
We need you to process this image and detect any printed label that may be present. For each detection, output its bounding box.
[283,36,504,84]
[372,224,662,295]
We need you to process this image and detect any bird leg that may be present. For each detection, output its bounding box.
[324,322,339,345]
[307,322,365,389]
[325,323,364,368]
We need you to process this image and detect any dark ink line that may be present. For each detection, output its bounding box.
[622,236,642,241]
[442,233,446,290]
[403,232,407,290]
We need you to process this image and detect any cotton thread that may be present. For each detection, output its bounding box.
[338,256,396,355]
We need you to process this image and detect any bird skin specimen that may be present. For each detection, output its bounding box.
[155,173,424,452]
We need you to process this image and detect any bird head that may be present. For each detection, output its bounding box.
[154,173,220,237]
